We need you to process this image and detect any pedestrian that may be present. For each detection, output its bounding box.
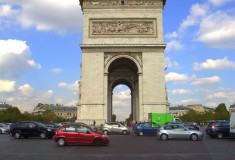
[93,120,96,126]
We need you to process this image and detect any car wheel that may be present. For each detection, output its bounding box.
[217,132,224,139]
[39,132,46,139]
[160,134,168,141]
[57,138,66,147]
[14,132,21,139]
[138,131,144,136]
[93,138,103,146]
[190,134,198,141]
[0,130,2,134]
[122,130,128,135]
[103,130,109,135]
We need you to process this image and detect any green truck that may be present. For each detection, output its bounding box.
[148,113,181,126]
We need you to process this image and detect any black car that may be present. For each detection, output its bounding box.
[205,120,230,139]
[44,122,60,129]
[10,121,56,139]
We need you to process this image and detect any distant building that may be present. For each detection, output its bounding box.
[33,104,77,119]
[229,104,235,113]
[169,107,189,117]
[0,102,12,111]
[169,104,215,117]
[186,104,206,113]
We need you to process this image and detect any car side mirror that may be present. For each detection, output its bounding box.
[87,130,91,134]
[184,128,188,131]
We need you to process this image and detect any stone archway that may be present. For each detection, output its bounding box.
[77,0,169,125]
[106,56,140,121]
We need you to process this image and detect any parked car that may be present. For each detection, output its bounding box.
[0,123,10,134]
[44,122,60,129]
[157,124,204,141]
[9,121,56,139]
[102,122,129,135]
[53,123,109,147]
[164,122,199,131]
[135,122,160,136]
[205,120,230,139]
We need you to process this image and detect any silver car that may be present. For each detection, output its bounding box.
[157,124,204,141]
[102,122,130,135]
[0,123,10,134]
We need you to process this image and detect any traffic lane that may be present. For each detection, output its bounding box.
[203,136,235,160]
[0,134,234,160]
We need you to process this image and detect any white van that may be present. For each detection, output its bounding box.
[230,112,235,136]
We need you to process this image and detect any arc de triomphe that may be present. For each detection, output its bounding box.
[76,0,169,125]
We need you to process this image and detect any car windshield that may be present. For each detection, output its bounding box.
[35,122,47,128]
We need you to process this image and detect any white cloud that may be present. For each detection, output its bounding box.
[51,68,62,73]
[0,4,15,17]
[0,79,16,92]
[206,91,235,100]
[208,0,232,6]
[205,102,218,108]
[179,99,201,105]
[197,11,235,48]
[165,31,178,39]
[191,75,220,86]
[165,72,189,83]
[65,100,78,107]
[171,89,192,95]
[19,84,34,97]
[179,3,209,34]
[0,0,83,34]
[193,57,235,70]
[113,90,131,100]
[165,57,180,69]
[58,80,79,95]
[27,60,41,69]
[0,39,41,79]
[165,40,184,52]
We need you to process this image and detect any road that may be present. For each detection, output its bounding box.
[0,132,235,160]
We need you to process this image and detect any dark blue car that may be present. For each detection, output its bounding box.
[205,120,230,139]
[134,122,160,136]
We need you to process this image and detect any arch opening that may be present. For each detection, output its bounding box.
[107,57,139,122]
[112,84,131,122]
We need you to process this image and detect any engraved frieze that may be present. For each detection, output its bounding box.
[92,21,154,35]
[90,19,157,37]
[82,0,164,8]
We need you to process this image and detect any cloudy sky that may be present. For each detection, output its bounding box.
[0,0,235,121]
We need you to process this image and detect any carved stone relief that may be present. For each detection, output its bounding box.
[90,19,157,37]
[83,0,164,8]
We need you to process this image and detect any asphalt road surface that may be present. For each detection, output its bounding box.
[0,133,235,160]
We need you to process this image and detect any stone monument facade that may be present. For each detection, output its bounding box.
[77,0,168,125]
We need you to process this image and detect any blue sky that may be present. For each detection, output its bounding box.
[0,0,235,121]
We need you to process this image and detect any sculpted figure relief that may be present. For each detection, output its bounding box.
[92,21,154,35]
[83,0,163,7]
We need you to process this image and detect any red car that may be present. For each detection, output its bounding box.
[53,123,109,147]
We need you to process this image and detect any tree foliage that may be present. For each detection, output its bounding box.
[179,103,230,124]
[0,107,68,123]
[111,114,116,122]
[214,103,230,120]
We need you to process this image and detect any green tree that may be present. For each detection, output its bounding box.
[111,114,116,122]
[214,103,229,120]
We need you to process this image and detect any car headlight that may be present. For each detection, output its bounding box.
[102,134,108,138]
[47,128,52,132]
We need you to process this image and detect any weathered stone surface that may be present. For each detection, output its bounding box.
[77,0,168,125]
